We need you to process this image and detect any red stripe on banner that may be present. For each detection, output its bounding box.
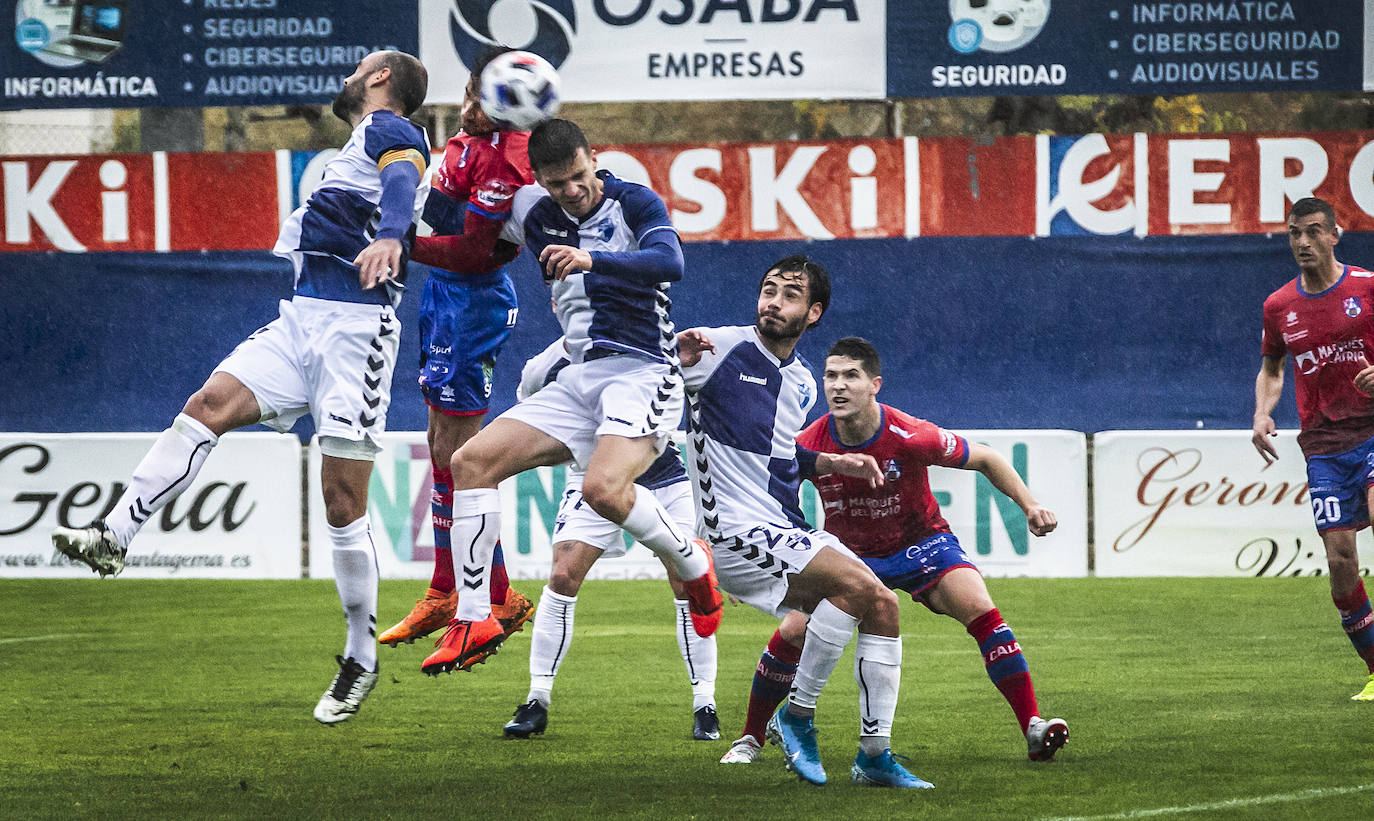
[3,129,1373,252]
[166,153,281,250]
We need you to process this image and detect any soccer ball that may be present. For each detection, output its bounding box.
[479,51,562,131]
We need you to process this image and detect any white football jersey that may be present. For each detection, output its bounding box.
[681,325,818,540]
[275,110,430,307]
[501,170,679,364]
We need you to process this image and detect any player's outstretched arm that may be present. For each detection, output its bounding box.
[964,443,1056,536]
[411,211,515,274]
[1252,355,1285,464]
[810,450,884,488]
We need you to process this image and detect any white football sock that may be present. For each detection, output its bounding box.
[620,486,708,580]
[330,515,378,672]
[789,599,858,714]
[855,632,902,755]
[451,488,501,622]
[105,414,219,548]
[674,599,718,710]
[527,585,577,706]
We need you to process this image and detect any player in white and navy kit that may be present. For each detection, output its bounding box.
[420,119,721,677]
[500,337,720,741]
[677,255,931,789]
[51,52,431,727]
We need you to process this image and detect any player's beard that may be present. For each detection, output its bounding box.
[755,311,805,344]
[332,81,364,123]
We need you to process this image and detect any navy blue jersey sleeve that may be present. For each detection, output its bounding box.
[422,188,466,236]
[796,444,819,479]
[619,182,675,243]
[363,112,429,172]
[589,228,684,284]
[376,161,421,240]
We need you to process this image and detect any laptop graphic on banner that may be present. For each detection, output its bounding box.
[40,0,128,64]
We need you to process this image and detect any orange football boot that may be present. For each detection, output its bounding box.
[492,587,536,639]
[378,588,457,647]
[680,539,723,637]
[421,615,506,674]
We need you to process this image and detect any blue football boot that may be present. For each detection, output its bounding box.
[765,706,826,785]
[850,749,934,789]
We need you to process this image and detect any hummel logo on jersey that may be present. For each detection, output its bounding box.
[888,424,915,439]
[1286,311,1299,325]
[543,227,569,237]
[738,373,767,386]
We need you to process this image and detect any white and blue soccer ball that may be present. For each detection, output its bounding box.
[479,50,562,131]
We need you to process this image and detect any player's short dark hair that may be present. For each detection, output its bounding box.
[1288,197,1337,231]
[470,46,516,89]
[827,337,881,378]
[378,50,428,116]
[759,254,831,328]
[529,119,590,172]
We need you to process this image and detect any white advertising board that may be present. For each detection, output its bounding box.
[308,431,681,581]
[418,0,886,104]
[0,433,302,578]
[310,428,1089,581]
[920,430,1089,578]
[1093,431,1374,577]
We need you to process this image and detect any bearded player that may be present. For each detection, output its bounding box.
[376,47,537,653]
[1254,196,1374,701]
[719,336,1069,765]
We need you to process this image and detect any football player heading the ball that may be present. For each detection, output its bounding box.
[1254,196,1374,702]
[413,116,723,677]
[376,47,547,658]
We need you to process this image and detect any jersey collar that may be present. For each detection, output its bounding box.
[828,405,886,450]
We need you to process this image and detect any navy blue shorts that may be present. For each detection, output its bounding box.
[417,270,518,415]
[858,532,978,604]
[1305,434,1374,532]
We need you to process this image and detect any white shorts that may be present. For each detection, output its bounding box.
[712,524,857,619]
[214,296,399,459]
[552,474,693,558]
[502,354,683,471]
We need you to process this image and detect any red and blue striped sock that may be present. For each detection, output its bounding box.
[969,608,1039,733]
[742,630,802,743]
[1334,580,1374,673]
[490,541,510,607]
[428,464,454,595]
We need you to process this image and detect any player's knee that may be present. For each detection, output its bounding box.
[580,477,632,523]
[450,441,496,488]
[182,385,245,432]
[547,566,583,597]
[778,610,809,647]
[321,483,366,528]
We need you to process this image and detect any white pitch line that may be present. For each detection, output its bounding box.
[1042,782,1374,821]
[0,632,93,645]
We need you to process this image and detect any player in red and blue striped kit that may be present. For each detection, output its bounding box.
[376,47,537,654]
[1254,196,1374,701]
[720,337,1069,765]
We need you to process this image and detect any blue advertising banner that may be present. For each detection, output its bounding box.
[888,0,1368,98]
[2,0,417,110]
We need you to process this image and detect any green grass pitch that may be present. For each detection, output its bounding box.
[3,577,1373,819]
